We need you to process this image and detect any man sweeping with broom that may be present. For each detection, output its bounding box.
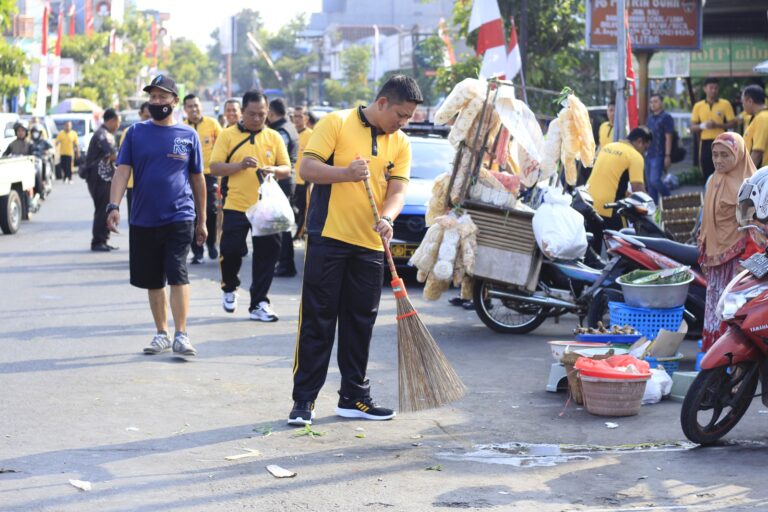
[288,76,424,425]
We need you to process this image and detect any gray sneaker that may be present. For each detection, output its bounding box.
[143,332,171,355]
[172,332,197,357]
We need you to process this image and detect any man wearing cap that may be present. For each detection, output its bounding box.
[107,75,207,358]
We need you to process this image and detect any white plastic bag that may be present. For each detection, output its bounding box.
[531,187,587,260]
[246,174,295,237]
[642,368,673,405]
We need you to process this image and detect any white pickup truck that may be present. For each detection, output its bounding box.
[0,156,37,234]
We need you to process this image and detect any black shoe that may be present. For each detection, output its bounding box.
[274,267,297,277]
[208,245,218,260]
[106,244,119,251]
[335,396,395,421]
[449,296,469,307]
[461,300,475,310]
[190,255,203,265]
[288,401,315,426]
[91,243,110,252]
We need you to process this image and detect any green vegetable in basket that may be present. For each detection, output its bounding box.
[619,267,692,285]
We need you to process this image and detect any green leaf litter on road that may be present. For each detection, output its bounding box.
[292,425,325,438]
[425,465,443,471]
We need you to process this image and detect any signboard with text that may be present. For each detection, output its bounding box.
[587,0,703,51]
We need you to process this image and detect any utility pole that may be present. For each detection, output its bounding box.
[614,0,627,141]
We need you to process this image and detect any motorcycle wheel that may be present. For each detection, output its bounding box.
[585,288,623,328]
[473,279,550,334]
[680,361,759,445]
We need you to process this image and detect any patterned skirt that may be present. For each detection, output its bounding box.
[702,258,740,352]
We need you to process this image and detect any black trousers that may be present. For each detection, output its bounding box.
[277,177,296,272]
[700,139,715,182]
[192,175,219,258]
[292,236,385,401]
[126,188,133,219]
[219,209,281,310]
[87,176,111,246]
[60,155,72,180]
[294,183,308,236]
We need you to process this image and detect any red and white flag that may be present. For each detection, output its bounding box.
[625,11,639,130]
[506,17,522,80]
[468,0,507,79]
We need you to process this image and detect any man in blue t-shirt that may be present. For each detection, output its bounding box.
[645,93,675,204]
[107,75,207,357]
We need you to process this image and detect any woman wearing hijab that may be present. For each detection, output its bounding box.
[698,132,758,351]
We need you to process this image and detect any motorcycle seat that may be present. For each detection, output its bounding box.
[631,235,700,267]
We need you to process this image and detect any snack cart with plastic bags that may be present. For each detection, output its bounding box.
[411,78,598,334]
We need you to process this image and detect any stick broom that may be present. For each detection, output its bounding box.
[362,178,466,412]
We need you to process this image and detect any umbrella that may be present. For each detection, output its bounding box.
[754,59,768,74]
[51,98,104,114]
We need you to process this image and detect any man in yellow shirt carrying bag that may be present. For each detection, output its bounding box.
[210,90,291,322]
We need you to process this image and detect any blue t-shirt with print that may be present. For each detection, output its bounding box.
[646,111,674,158]
[117,121,203,227]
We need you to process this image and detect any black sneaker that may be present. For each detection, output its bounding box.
[288,401,315,426]
[208,245,218,260]
[335,396,396,421]
[190,255,203,265]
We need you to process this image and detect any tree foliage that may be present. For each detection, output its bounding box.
[0,39,29,98]
[164,38,216,94]
[0,0,16,31]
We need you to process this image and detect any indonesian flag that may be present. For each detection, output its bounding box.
[68,4,75,37]
[625,12,639,130]
[85,0,93,36]
[468,0,507,79]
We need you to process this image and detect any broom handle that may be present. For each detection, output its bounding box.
[362,178,399,279]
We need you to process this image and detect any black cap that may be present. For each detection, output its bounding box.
[143,74,179,96]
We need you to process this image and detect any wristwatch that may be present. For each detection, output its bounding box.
[381,215,393,227]
[106,203,120,214]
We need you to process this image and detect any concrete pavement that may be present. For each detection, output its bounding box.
[1,180,768,511]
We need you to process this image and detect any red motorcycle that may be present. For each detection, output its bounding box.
[680,251,768,444]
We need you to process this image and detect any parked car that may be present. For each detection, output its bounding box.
[390,122,455,265]
[0,156,38,234]
[50,113,100,158]
[0,113,20,156]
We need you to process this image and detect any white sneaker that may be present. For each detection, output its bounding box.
[250,301,279,322]
[172,332,197,357]
[222,291,237,313]
[143,332,171,355]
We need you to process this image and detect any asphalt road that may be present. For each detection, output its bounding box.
[2,181,768,512]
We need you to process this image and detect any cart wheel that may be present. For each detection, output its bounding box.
[473,279,549,334]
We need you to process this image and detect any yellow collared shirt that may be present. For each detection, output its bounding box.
[598,121,613,149]
[56,130,78,157]
[184,116,223,174]
[303,107,411,251]
[691,99,735,141]
[210,124,290,213]
[295,127,313,185]
[744,110,768,168]
[587,141,645,218]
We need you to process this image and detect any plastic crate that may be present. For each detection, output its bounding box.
[645,353,683,375]
[608,302,685,341]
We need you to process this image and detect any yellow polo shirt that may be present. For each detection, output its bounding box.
[744,110,768,168]
[56,130,78,157]
[598,121,613,148]
[691,99,735,141]
[184,116,222,174]
[303,107,411,251]
[294,127,313,185]
[587,141,645,218]
[210,124,290,213]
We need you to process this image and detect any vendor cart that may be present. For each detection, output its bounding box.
[439,79,602,335]
[442,80,552,334]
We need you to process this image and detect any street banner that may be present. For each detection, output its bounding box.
[586,0,703,51]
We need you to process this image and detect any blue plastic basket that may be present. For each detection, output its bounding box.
[608,302,685,341]
[645,354,683,375]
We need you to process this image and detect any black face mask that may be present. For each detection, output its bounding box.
[148,103,174,121]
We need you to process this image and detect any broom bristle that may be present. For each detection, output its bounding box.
[396,294,466,412]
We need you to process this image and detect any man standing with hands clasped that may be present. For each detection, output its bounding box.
[107,75,207,357]
[288,75,423,426]
[210,90,290,322]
